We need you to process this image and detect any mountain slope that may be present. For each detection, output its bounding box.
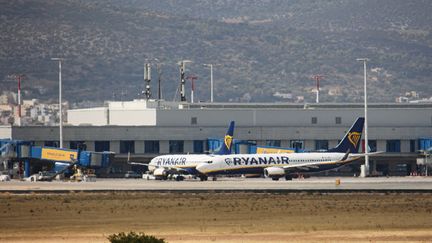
[0,0,431,103]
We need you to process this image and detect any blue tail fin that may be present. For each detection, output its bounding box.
[215,121,235,155]
[328,117,364,153]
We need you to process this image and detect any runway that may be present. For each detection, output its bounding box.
[1,176,432,192]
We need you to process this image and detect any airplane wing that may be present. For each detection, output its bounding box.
[282,162,323,173]
[348,151,384,158]
[157,166,192,175]
[128,161,149,167]
[126,152,149,167]
[281,150,354,173]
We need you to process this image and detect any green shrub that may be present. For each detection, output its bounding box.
[107,231,166,243]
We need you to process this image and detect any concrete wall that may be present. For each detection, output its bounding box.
[109,108,156,126]
[156,108,432,127]
[0,126,11,139]
[10,103,432,156]
[67,108,108,126]
[66,101,432,127]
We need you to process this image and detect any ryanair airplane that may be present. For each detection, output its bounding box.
[196,117,376,180]
[146,121,235,181]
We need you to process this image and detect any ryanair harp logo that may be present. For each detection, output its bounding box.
[348,132,361,147]
[224,135,233,149]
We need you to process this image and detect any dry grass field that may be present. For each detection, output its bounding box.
[0,192,432,242]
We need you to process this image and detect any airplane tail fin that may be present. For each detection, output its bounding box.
[215,121,235,155]
[328,117,364,153]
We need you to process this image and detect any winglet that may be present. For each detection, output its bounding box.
[341,149,350,161]
[127,151,148,167]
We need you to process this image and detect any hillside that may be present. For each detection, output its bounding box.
[0,0,431,104]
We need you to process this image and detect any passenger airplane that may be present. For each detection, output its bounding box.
[146,121,235,181]
[196,117,375,180]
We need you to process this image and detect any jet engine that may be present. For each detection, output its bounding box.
[263,167,285,181]
[153,168,168,180]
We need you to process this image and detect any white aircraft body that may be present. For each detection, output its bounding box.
[196,151,378,180]
[145,121,235,181]
[148,154,218,180]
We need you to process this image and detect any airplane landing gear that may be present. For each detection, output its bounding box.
[199,175,208,181]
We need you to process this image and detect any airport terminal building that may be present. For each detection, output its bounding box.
[2,100,432,177]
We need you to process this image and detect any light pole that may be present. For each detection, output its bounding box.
[51,58,64,148]
[426,151,429,176]
[203,64,220,103]
[357,58,369,176]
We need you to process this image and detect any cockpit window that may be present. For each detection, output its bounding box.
[206,161,213,164]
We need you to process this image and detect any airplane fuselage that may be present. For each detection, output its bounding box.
[148,154,218,175]
[196,152,359,176]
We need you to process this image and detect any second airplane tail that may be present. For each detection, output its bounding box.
[327,117,364,153]
[215,121,235,155]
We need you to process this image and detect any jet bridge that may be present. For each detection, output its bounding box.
[0,139,114,178]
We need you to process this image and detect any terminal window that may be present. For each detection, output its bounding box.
[191,117,198,125]
[144,140,159,154]
[169,140,184,153]
[44,141,59,148]
[95,141,110,152]
[266,140,281,147]
[120,140,135,154]
[193,140,205,153]
[290,140,304,151]
[315,140,329,150]
[335,117,342,124]
[386,140,401,152]
[410,140,416,152]
[145,140,160,154]
[368,140,377,152]
[311,117,318,124]
[70,141,85,150]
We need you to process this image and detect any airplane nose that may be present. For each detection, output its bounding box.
[148,164,155,172]
[196,163,208,174]
[148,159,156,172]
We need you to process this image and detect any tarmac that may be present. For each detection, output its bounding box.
[1,176,432,192]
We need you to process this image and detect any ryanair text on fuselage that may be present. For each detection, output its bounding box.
[226,156,290,166]
[225,155,335,166]
[156,157,187,166]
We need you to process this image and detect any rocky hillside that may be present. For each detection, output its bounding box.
[0,0,431,104]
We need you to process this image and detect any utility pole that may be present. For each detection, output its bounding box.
[10,74,25,126]
[51,58,64,148]
[312,75,324,103]
[157,63,162,100]
[178,60,192,102]
[143,63,151,99]
[357,58,369,176]
[187,75,198,103]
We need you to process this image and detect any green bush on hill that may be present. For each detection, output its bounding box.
[107,231,166,243]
